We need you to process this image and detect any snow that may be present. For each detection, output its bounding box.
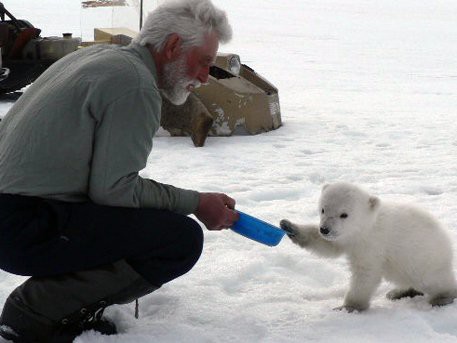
[1,0,457,342]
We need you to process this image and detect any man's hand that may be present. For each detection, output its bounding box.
[195,193,239,230]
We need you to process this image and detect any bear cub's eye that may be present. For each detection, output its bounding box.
[340,213,348,218]
[321,208,324,214]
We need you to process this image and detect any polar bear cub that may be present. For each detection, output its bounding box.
[280,182,457,312]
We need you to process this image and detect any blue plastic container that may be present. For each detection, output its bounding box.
[231,210,286,246]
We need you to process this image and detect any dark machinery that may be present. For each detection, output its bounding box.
[0,2,80,93]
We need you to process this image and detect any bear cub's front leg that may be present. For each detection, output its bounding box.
[280,219,344,258]
[280,219,317,248]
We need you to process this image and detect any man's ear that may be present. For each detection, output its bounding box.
[163,33,182,60]
[368,196,380,210]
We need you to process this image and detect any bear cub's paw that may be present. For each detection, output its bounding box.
[333,305,365,313]
[280,219,296,237]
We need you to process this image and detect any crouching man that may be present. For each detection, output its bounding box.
[0,0,238,341]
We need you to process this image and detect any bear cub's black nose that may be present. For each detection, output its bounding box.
[320,226,330,235]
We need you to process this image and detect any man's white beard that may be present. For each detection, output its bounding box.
[161,55,201,105]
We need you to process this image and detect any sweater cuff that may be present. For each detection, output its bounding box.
[176,189,200,215]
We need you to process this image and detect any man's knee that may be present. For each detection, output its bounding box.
[180,217,204,266]
[126,215,204,286]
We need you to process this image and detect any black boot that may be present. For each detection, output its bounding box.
[0,294,117,342]
[0,260,158,343]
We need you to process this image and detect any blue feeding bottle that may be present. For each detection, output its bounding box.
[231,210,286,246]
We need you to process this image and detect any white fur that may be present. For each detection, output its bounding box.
[280,182,457,312]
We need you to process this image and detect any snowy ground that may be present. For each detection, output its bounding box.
[1,0,457,342]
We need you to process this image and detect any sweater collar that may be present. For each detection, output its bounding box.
[129,42,158,82]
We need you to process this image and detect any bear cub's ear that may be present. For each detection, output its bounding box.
[322,183,330,192]
[368,196,380,210]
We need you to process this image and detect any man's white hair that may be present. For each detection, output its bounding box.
[133,0,232,51]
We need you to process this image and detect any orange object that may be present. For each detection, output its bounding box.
[8,27,40,59]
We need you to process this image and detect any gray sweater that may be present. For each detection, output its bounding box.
[0,42,199,215]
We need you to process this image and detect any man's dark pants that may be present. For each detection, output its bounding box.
[0,193,204,285]
[0,193,204,341]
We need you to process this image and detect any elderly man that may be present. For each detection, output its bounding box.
[0,0,238,341]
